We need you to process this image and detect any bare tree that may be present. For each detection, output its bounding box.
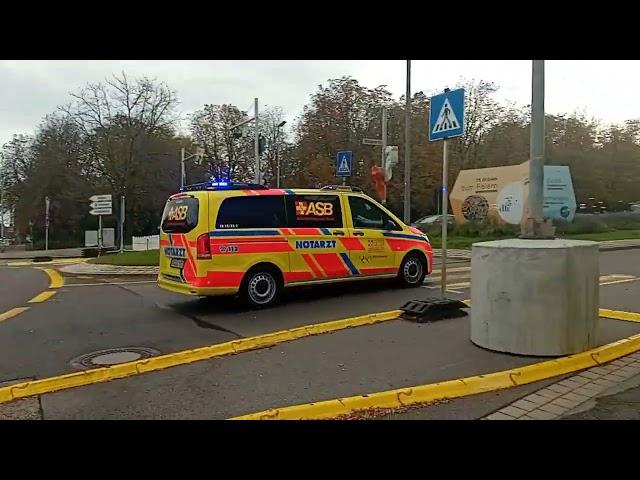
[189,104,254,182]
[60,72,179,196]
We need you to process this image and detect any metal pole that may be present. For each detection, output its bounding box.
[529,60,545,222]
[0,159,4,240]
[381,108,387,204]
[276,127,280,189]
[403,60,411,223]
[45,196,50,252]
[98,215,103,249]
[254,97,260,184]
[441,140,448,298]
[180,147,186,189]
[120,195,125,253]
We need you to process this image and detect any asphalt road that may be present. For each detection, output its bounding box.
[1,250,639,420]
[0,267,49,312]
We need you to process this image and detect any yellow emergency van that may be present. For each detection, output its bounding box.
[158,182,433,308]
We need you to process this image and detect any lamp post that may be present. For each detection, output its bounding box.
[275,120,287,188]
[403,60,411,223]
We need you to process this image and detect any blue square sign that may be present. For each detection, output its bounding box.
[336,151,352,177]
[429,88,465,141]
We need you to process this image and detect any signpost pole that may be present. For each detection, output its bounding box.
[98,215,103,249]
[254,97,260,185]
[441,139,448,299]
[120,195,125,253]
[180,148,185,190]
[45,196,50,252]
[381,108,387,204]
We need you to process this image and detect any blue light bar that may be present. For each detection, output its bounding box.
[181,181,266,192]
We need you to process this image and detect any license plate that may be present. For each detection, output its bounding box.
[170,258,185,269]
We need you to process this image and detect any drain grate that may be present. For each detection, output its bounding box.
[70,347,160,370]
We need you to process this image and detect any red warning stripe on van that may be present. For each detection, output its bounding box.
[385,238,430,252]
[174,234,197,282]
[160,239,170,246]
[209,237,284,244]
[360,267,398,276]
[290,228,323,235]
[190,271,244,288]
[313,253,349,277]
[284,271,315,283]
[227,242,293,254]
[302,254,324,278]
[339,237,365,251]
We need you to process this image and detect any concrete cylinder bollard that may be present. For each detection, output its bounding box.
[470,239,599,356]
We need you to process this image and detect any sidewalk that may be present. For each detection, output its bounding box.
[59,263,158,275]
[0,247,84,260]
[484,351,640,420]
[598,239,640,251]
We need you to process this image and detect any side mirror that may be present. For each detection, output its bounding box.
[385,218,398,231]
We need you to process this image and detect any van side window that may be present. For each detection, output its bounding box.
[286,195,343,228]
[216,196,286,229]
[348,195,400,230]
[161,196,199,233]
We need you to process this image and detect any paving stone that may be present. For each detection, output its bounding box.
[485,412,514,420]
[499,405,527,418]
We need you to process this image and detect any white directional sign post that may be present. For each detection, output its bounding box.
[429,88,465,299]
[89,194,112,248]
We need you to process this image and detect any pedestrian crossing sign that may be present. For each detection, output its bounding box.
[336,150,353,177]
[429,88,465,141]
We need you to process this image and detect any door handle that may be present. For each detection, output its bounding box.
[332,230,345,236]
[353,231,365,236]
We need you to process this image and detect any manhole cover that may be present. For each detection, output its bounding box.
[70,347,160,370]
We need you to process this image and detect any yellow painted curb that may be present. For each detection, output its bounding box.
[0,309,402,404]
[599,308,640,323]
[41,268,64,288]
[0,307,30,323]
[28,291,57,303]
[231,330,640,420]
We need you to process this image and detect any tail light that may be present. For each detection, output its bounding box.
[196,233,211,259]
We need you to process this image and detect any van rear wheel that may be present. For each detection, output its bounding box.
[241,267,282,308]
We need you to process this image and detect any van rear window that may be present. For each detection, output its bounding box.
[161,197,199,233]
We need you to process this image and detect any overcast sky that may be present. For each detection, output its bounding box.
[1,60,638,147]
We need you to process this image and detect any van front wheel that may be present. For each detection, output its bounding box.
[398,253,427,287]
[241,267,282,308]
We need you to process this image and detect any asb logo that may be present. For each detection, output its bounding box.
[295,240,337,249]
[167,205,188,221]
[295,201,334,217]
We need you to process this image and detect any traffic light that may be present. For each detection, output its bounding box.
[258,134,267,156]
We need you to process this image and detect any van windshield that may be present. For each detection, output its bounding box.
[161,196,199,233]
